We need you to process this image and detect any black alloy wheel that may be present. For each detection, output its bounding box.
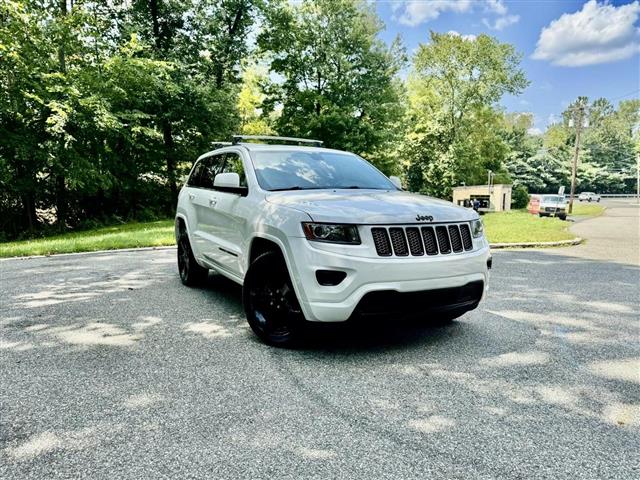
[243,251,304,346]
[177,228,208,286]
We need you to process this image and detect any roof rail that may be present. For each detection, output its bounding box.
[231,135,323,147]
[212,141,232,149]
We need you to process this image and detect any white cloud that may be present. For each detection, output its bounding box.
[527,127,543,136]
[395,0,519,30]
[485,0,508,16]
[532,0,640,67]
[447,30,477,41]
[547,114,561,125]
[482,14,520,31]
[396,0,472,26]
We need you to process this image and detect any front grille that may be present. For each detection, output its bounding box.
[389,228,409,256]
[405,227,424,256]
[460,224,473,250]
[448,225,463,253]
[435,226,451,254]
[371,223,475,257]
[371,228,392,256]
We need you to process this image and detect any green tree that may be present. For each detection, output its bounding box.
[258,0,406,172]
[404,32,528,197]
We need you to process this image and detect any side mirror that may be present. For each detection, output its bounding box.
[214,172,240,189]
[389,175,403,190]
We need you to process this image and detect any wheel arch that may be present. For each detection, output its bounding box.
[248,236,285,266]
[175,214,190,242]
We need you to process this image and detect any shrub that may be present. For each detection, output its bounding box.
[512,184,529,209]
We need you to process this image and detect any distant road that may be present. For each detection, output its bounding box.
[560,198,639,265]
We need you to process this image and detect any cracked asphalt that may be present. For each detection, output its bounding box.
[1,199,639,479]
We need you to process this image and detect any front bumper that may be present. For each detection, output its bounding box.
[286,237,491,322]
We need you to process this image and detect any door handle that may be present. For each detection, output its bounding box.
[209,197,217,207]
[188,193,195,201]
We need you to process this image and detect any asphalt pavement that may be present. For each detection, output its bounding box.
[1,200,639,479]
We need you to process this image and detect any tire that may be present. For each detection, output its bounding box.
[243,251,304,346]
[597,198,601,202]
[177,228,208,286]
[559,214,567,221]
[588,198,592,202]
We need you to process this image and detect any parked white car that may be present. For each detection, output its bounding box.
[537,194,568,220]
[578,192,601,202]
[175,136,491,345]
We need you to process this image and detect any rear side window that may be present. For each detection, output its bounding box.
[199,154,225,189]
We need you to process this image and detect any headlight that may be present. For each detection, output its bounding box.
[470,219,484,238]
[302,223,361,244]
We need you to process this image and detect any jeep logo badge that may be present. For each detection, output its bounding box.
[416,214,434,222]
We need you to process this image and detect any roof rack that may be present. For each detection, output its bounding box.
[231,135,323,147]
[212,141,232,149]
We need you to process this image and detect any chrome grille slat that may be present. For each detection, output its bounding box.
[371,223,475,257]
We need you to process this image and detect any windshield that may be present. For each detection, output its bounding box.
[543,195,565,203]
[249,150,396,191]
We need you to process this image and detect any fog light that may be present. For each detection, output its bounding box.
[316,270,347,286]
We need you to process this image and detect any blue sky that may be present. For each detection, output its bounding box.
[374,0,640,133]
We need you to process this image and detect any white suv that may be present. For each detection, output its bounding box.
[175,136,491,345]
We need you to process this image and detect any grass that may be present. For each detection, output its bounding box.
[482,210,575,244]
[570,202,606,217]
[0,220,175,258]
[0,201,608,257]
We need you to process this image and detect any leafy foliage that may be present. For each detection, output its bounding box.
[258,0,406,173]
[403,32,529,197]
[0,1,637,242]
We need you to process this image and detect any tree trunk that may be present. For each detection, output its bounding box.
[56,0,68,231]
[163,120,178,206]
[56,174,67,230]
[21,191,37,233]
[148,0,162,50]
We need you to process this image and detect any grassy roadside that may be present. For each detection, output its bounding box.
[570,203,606,217]
[0,203,606,257]
[482,210,575,244]
[0,220,175,258]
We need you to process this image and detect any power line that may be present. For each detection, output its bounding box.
[608,89,640,102]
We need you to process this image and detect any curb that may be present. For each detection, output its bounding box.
[490,237,583,249]
[0,245,176,261]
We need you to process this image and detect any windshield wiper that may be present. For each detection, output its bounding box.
[269,186,305,191]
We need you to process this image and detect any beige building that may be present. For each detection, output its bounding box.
[452,184,512,212]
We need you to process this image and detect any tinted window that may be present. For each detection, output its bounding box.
[220,153,247,187]
[187,161,204,187]
[200,154,225,189]
[250,150,395,191]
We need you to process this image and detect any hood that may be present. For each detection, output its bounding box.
[266,189,477,224]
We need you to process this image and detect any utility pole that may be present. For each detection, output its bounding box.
[568,102,586,214]
[636,152,639,205]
